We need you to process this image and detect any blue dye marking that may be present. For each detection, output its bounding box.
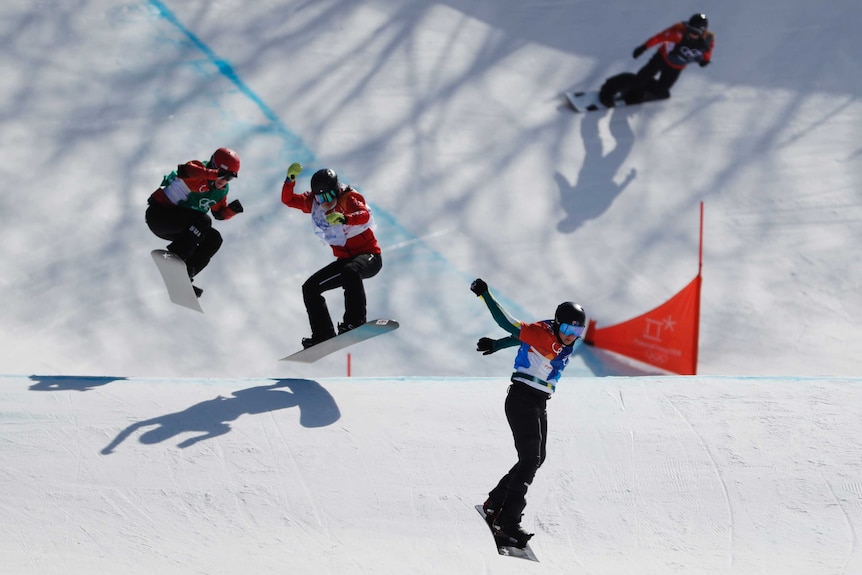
[145,1,532,321]
[147,0,305,152]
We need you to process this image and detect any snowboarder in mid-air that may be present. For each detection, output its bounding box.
[600,13,714,108]
[146,148,244,297]
[280,163,382,349]
[470,278,586,548]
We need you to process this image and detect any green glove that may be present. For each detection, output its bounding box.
[286,162,303,182]
[326,212,346,225]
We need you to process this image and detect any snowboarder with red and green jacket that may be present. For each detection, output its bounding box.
[146,147,244,296]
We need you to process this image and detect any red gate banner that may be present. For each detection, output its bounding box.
[584,274,701,375]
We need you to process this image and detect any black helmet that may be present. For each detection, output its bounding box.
[553,301,586,338]
[310,168,339,198]
[687,13,708,33]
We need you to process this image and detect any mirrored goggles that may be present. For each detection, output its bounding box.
[315,189,337,203]
[558,322,585,337]
[217,169,238,181]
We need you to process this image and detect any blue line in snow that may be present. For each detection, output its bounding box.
[144,1,531,320]
[147,0,307,153]
[145,1,457,258]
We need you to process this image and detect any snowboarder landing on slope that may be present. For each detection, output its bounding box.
[600,13,714,108]
[280,163,382,349]
[145,148,244,297]
[471,278,586,548]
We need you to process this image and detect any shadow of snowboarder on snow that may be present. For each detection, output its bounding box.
[557,109,637,233]
[100,378,339,454]
[29,375,126,392]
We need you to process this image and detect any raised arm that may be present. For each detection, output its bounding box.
[470,278,521,337]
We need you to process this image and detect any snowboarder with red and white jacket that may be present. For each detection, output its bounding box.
[600,13,715,107]
[280,163,382,349]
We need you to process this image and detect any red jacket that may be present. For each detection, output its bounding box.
[644,22,714,70]
[281,180,381,259]
[148,160,241,220]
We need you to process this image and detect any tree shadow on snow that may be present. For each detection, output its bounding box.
[29,375,127,392]
[100,378,339,454]
[556,108,637,233]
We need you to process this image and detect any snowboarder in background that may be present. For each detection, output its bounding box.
[470,278,586,548]
[280,163,382,348]
[600,13,714,107]
[146,147,244,297]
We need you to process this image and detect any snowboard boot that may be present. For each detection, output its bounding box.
[188,277,203,298]
[492,516,534,549]
[599,90,616,108]
[166,236,197,262]
[481,498,501,525]
[337,322,360,335]
[302,332,335,349]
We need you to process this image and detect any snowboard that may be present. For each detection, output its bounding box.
[280,319,399,363]
[474,505,539,562]
[151,249,202,313]
[564,90,621,113]
[565,89,666,113]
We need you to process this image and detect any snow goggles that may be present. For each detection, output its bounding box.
[217,168,238,181]
[315,189,337,203]
[558,323,585,337]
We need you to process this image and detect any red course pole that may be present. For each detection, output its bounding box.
[698,201,704,276]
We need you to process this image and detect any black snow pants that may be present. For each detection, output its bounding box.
[488,381,549,527]
[628,52,680,103]
[146,200,222,278]
[302,252,382,339]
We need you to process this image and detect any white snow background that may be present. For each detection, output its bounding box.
[1,0,861,573]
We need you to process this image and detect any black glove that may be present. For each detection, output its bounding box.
[470,278,488,296]
[476,337,495,355]
[632,44,647,59]
[699,59,710,68]
[228,199,244,213]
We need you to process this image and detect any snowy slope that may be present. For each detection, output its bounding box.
[3,374,862,575]
[2,1,862,573]
[0,0,860,378]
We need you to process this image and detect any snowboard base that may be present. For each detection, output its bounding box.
[474,505,538,562]
[564,90,621,112]
[151,249,202,312]
[280,319,399,363]
[565,89,665,113]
